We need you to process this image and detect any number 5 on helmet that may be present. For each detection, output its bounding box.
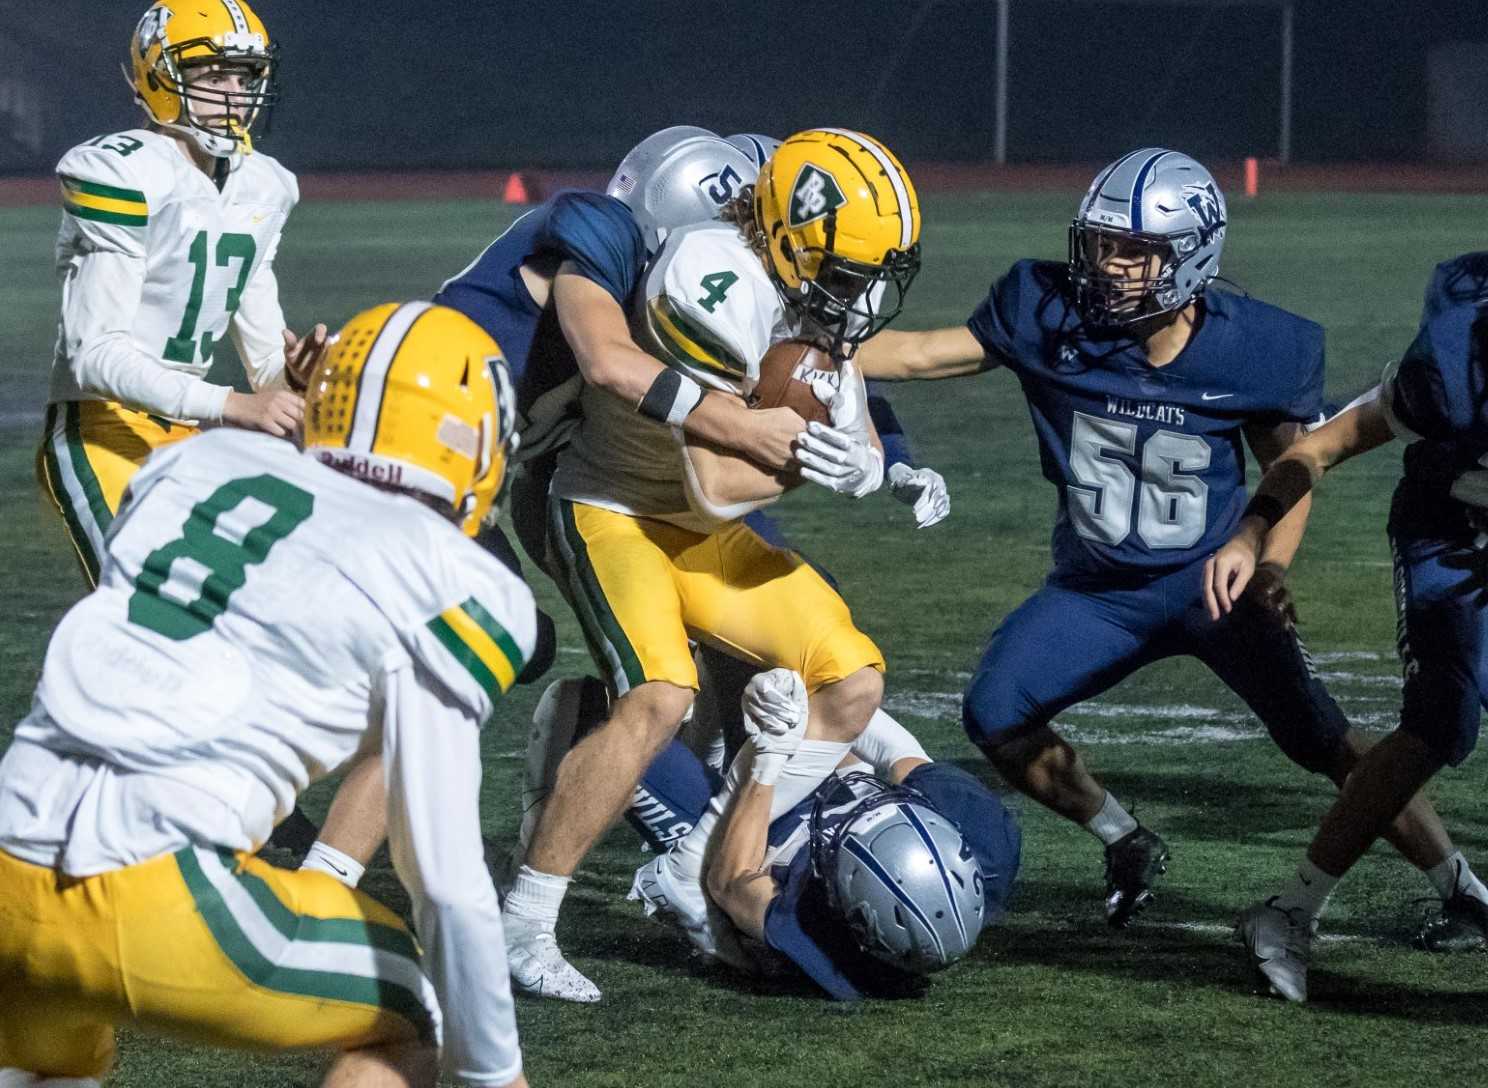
[302,302,517,537]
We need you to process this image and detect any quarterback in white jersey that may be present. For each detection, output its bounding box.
[0,303,533,1087]
[508,130,922,1003]
[39,0,324,586]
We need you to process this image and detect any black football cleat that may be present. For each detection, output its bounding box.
[1415,890,1488,953]
[1103,825,1170,928]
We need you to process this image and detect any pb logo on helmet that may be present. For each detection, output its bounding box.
[788,164,847,229]
[135,5,171,58]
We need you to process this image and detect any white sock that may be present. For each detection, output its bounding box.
[502,864,569,929]
[850,709,929,776]
[1273,858,1339,921]
[1084,791,1139,846]
[300,841,365,888]
[666,738,853,884]
[1427,850,1488,904]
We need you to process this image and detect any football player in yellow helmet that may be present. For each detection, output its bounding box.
[745,128,922,355]
[39,0,324,593]
[510,130,922,1002]
[1,302,534,1087]
[303,302,518,538]
[130,0,279,161]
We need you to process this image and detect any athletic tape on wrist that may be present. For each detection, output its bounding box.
[639,369,704,427]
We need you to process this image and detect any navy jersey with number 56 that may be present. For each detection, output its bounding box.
[966,260,1324,578]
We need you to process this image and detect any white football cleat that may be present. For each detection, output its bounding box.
[630,854,718,957]
[504,923,601,1004]
[1236,896,1314,1003]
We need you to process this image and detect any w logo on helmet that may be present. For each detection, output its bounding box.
[788,164,847,229]
[1182,182,1225,236]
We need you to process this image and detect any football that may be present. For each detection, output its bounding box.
[747,339,835,427]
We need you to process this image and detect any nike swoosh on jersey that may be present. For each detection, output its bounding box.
[1201,392,1235,401]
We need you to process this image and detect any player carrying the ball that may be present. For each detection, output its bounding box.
[500,129,922,1001]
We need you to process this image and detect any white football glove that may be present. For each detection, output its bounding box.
[887,462,950,528]
[742,667,809,785]
[809,358,870,440]
[795,423,885,498]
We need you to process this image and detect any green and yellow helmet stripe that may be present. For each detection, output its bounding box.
[59,175,148,226]
[646,296,747,379]
[427,596,526,705]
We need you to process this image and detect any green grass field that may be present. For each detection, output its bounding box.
[2,191,1486,1087]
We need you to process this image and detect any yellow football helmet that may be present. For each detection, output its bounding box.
[753,128,922,350]
[130,1,278,158]
[303,302,517,537]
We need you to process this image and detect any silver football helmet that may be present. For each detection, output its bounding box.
[1069,147,1227,327]
[811,773,985,974]
[606,126,759,253]
[725,133,781,168]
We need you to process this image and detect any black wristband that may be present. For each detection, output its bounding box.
[1243,494,1288,530]
[637,369,703,426]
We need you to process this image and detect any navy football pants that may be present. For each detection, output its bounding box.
[962,559,1350,772]
[1392,533,1488,766]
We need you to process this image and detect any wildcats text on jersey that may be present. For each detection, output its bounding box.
[1105,397,1186,426]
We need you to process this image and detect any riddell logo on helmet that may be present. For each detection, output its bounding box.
[788,164,846,228]
[314,451,404,486]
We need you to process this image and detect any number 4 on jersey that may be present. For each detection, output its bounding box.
[696,270,738,314]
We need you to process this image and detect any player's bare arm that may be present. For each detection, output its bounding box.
[553,264,803,470]
[704,766,781,942]
[855,325,990,381]
[1234,419,1314,623]
[1205,397,1396,619]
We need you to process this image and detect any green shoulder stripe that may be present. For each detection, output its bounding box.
[459,596,527,677]
[59,174,147,204]
[652,295,748,377]
[63,202,149,227]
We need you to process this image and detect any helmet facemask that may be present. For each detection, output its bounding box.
[143,35,278,159]
[1068,221,1212,329]
[791,241,920,354]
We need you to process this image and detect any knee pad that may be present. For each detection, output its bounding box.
[960,670,1029,748]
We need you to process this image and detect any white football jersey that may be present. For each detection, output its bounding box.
[0,428,536,874]
[551,222,798,531]
[50,129,298,418]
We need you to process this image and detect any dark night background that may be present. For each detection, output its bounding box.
[1,1,1485,175]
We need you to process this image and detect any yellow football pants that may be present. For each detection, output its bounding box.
[547,497,884,695]
[0,846,438,1080]
[36,401,198,587]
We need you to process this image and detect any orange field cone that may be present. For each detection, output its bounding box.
[502,171,533,204]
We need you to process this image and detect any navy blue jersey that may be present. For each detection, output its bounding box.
[966,260,1324,578]
[433,191,646,426]
[1387,291,1488,539]
[760,768,1019,1001]
[1421,251,1488,329]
